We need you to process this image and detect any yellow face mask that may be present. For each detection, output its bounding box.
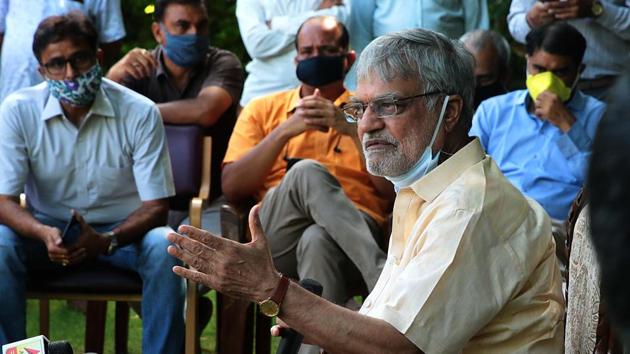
[526,71,572,102]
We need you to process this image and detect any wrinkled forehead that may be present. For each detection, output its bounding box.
[355,73,421,101]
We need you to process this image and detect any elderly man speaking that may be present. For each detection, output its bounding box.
[167,28,564,353]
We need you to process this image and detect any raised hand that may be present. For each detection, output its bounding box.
[167,205,282,303]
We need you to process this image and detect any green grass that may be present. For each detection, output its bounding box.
[26,291,280,354]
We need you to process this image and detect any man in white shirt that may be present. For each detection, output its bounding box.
[236,0,350,106]
[0,13,183,352]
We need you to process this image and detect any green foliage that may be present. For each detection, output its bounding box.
[489,0,527,89]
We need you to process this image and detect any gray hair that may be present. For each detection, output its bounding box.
[460,29,511,78]
[356,28,475,129]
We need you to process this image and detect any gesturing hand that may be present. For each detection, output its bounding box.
[167,205,282,303]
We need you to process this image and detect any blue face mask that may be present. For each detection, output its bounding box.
[386,96,450,191]
[161,25,209,68]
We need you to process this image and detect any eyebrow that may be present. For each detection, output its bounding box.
[350,92,400,103]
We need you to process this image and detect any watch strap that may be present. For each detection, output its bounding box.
[104,230,118,255]
[271,275,290,309]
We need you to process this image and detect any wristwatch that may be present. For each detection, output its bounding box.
[104,230,119,255]
[259,275,290,317]
[591,1,604,17]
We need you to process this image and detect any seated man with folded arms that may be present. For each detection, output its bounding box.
[221,15,393,321]
[0,13,184,352]
[168,28,565,353]
[469,23,606,267]
[107,0,244,233]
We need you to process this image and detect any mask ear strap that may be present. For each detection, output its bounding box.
[429,95,450,149]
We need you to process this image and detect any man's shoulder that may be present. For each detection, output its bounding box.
[244,88,296,114]
[205,46,243,70]
[0,82,49,120]
[479,90,527,112]
[2,82,49,106]
[578,90,607,112]
[101,78,156,110]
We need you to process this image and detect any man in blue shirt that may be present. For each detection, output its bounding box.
[0,13,184,352]
[470,22,605,266]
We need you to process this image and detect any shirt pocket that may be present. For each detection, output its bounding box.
[94,164,136,201]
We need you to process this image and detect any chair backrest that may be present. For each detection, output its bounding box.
[165,124,204,210]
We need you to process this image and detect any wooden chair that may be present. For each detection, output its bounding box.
[25,127,212,354]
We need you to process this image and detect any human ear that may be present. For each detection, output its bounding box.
[443,95,463,133]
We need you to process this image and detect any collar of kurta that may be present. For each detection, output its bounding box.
[41,81,116,121]
[408,138,486,203]
[286,86,352,113]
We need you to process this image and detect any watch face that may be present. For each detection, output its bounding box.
[259,299,280,317]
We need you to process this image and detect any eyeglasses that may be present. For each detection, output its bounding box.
[42,51,96,76]
[342,91,441,122]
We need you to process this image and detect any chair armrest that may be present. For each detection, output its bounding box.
[187,136,212,230]
[197,136,212,201]
[220,200,255,243]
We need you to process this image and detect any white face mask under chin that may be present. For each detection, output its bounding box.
[386,95,450,191]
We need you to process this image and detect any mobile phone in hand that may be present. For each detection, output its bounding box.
[61,213,79,240]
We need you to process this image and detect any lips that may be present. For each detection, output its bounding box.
[364,139,393,151]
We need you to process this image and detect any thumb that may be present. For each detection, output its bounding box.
[313,88,321,97]
[248,204,268,248]
[73,210,87,229]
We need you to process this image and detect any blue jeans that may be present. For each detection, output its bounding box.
[0,212,185,353]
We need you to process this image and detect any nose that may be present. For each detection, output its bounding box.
[358,106,385,136]
[63,61,78,80]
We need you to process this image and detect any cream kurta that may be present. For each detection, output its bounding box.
[359,138,565,353]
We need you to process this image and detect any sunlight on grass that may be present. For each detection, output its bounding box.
[26,291,279,354]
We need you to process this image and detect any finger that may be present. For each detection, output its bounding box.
[177,225,221,246]
[554,11,579,20]
[270,325,282,337]
[73,210,88,229]
[68,247,86,262]
[167,243,212,273]
[248,205,269,249]
[48,244,73,257]
[50,230,63,247]
[134,56,155,77]
[127,65,145,80]
[140,49,158,67]
[168,231,213,257]
[301,108,332,119]
[172,265,213,287]
[313,88,322,97]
